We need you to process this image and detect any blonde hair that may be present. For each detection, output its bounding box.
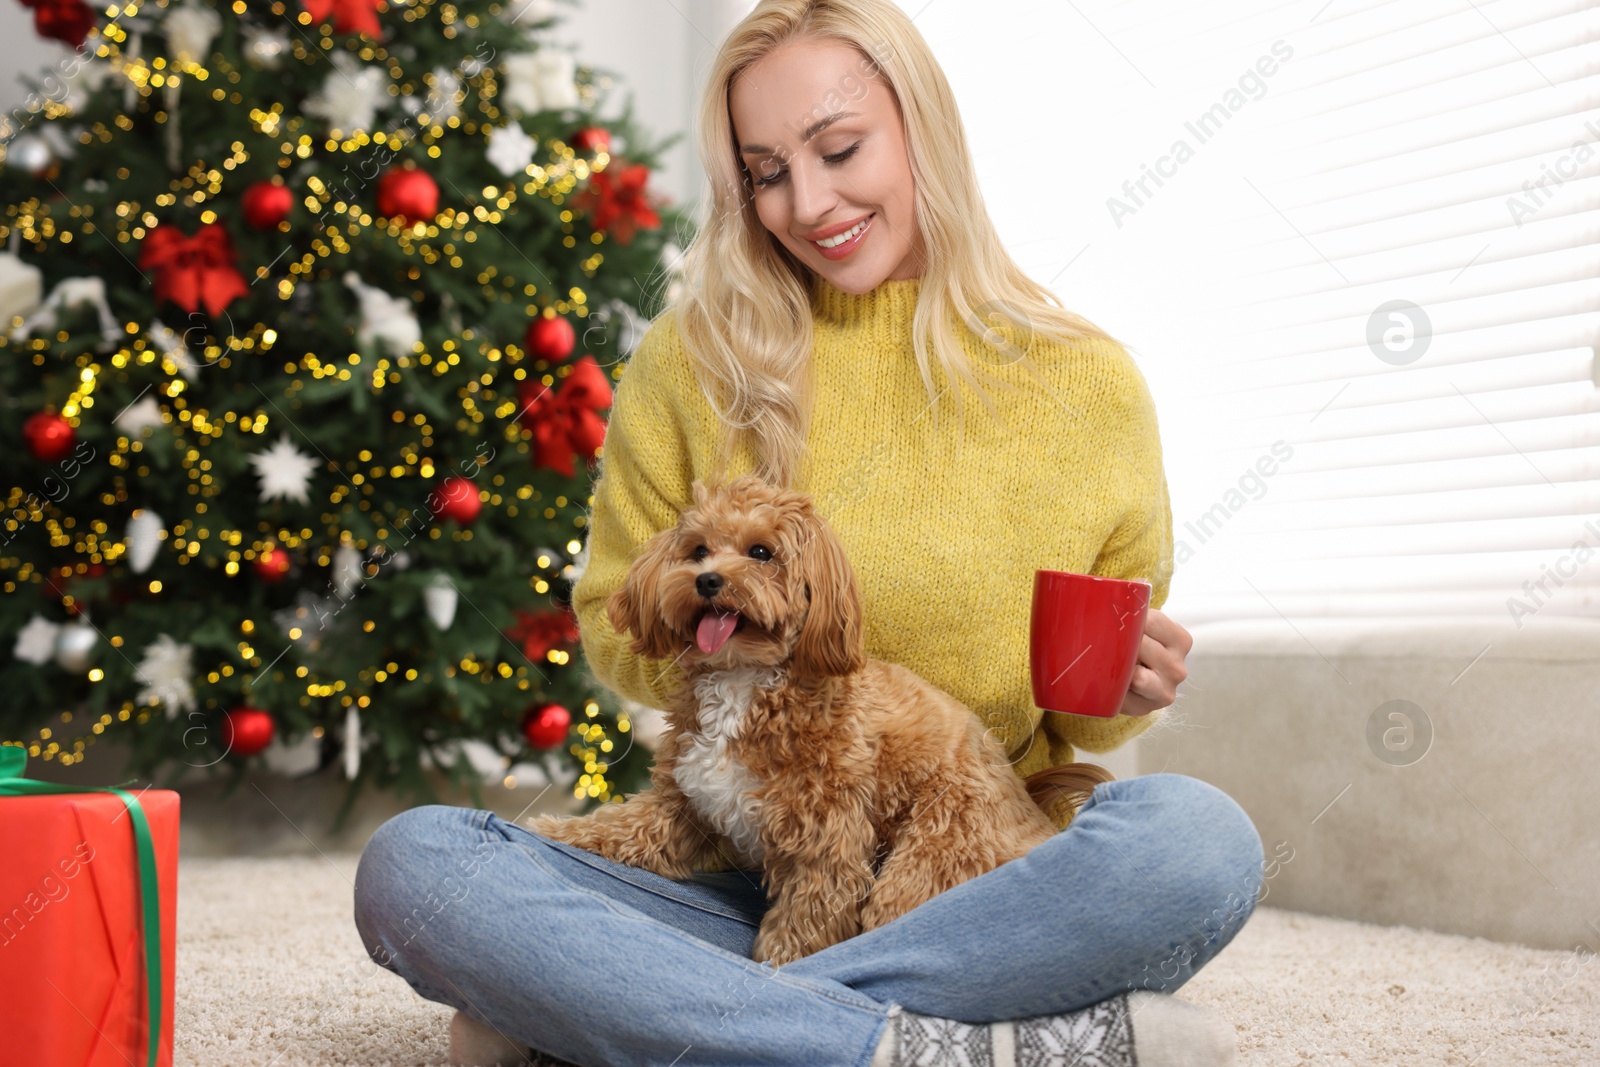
[668,0,1114,489]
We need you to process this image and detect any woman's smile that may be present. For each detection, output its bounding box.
[808,213,874,259]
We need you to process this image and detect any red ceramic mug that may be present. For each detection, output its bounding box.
[1030,569,1151,717]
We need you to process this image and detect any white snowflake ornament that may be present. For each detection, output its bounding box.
[134,634,196,719]
[305,52,388,134]
[486,122,537,177]
[13,615,61,665]
[250,434,318,505]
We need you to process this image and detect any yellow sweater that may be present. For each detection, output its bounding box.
[572,273,1174,839]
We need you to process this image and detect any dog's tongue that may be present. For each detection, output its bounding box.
[697,610,739,654]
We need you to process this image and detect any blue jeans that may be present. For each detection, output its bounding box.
[352,772,1264,1067]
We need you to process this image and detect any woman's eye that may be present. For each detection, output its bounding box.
[748,544,773,562]
[826,143,862,166]
[751,142,861,188]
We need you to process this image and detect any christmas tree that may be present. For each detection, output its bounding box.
[0,0,691,824]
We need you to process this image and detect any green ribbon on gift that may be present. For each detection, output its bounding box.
[0,744,162,1067]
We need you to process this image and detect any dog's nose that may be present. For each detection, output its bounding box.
[696,572,724,598]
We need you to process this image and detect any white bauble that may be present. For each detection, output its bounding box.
[53,620,98,672]
[332,544,364,598]
[125,510,164,573]
[423,573,458,630]
[6,134,54,176]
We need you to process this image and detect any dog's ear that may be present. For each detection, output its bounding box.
[789,502,865,678]
[691,479,710,507]
[605,531,684,661]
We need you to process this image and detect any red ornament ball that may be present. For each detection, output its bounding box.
[32,0,96,49]
[524,314,576,362]
[431,476,482,524]
[23,410,76,462]
[521,702,571,749]
[375,165,439,224]
[241,180,294,229]
[221,706,276,757]
[570,126,611,154]
[253,546,292,582]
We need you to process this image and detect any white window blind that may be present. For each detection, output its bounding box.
[1152,0,1600,623]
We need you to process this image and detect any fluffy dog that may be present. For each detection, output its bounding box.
[527,474,1114,967]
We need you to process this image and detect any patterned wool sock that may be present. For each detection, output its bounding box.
[869,989,1239,1067]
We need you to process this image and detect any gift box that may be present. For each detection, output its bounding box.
[0,746,178,1067]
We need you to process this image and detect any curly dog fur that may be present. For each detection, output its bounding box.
[527,474,1114,967]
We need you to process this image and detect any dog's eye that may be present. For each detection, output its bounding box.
[692,544,709,561]
[748,544,773,562]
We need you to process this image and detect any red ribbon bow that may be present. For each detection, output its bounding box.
[516,355,613,477]
[301,0,382,37]
[570,162,662,246]
[506,607,581,663]
[20,0,96,48]
[138,223,249,318]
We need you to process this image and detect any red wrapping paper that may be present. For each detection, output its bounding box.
[0,788,179,1067]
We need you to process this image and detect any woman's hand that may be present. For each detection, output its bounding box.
[1121,608,1192,716]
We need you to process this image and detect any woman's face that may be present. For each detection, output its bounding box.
[730,37,926,292]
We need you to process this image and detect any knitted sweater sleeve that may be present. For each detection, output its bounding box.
[1043,339,1177,755]
[570,313,693,712]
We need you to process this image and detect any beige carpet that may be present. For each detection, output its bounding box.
[175,852,1600,1066]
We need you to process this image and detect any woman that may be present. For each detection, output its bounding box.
[353,2,1265,1065]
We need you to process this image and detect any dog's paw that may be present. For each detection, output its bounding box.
[526,814,606,853]
[523,813,568,839]
[750,925,812,968]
